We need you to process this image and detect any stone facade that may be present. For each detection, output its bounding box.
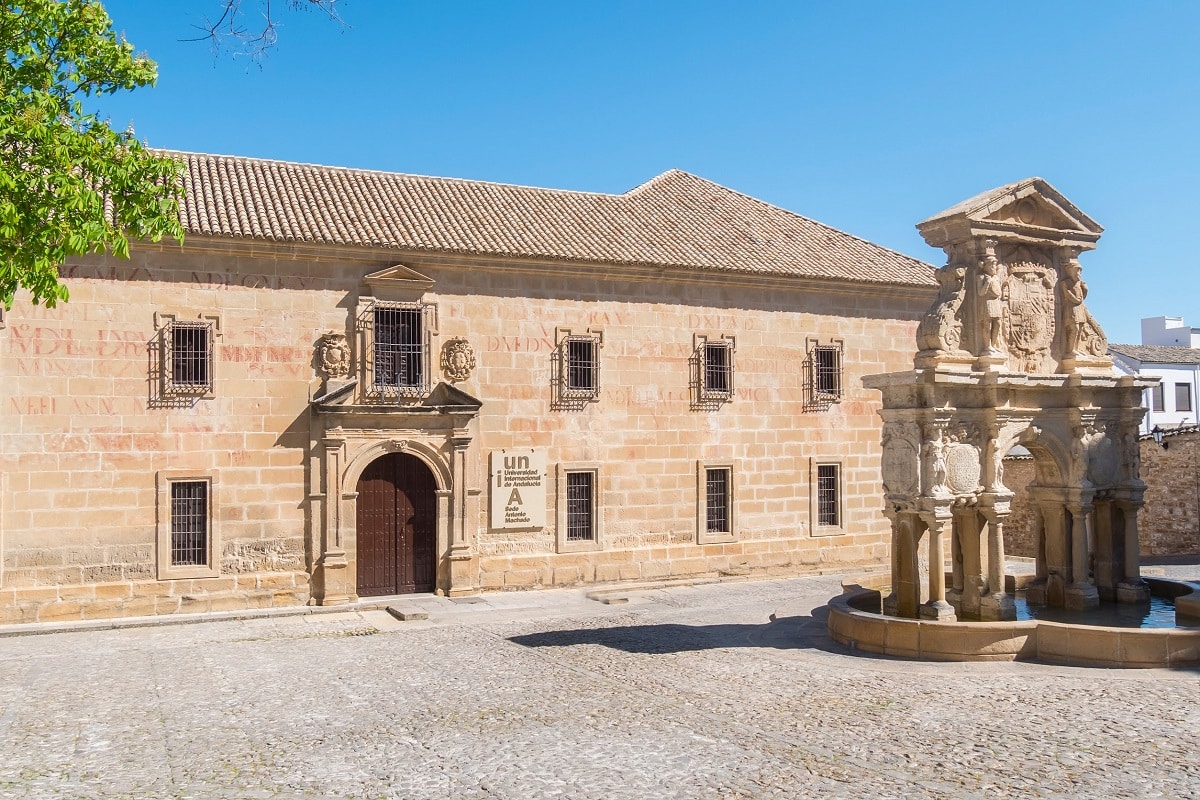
[0,154,937,624]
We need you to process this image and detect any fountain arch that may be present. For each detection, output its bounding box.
[863,178,1155,621]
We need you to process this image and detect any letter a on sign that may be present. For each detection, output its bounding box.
[507,488,523,507]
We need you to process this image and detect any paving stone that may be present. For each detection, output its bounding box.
[0,575,1198,799]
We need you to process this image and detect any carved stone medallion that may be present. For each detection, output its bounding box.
[944,443,982,495]
[440,338,476,382]
[882,438,920,497]
[317,332,351,379]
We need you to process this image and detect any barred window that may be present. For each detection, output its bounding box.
[164,321,214,394]
[816,464,840,527]
[705,467,731,534]
[702,341,733,399]
[565,471,595,542]
[170,480,208,567]
[372,302,431,396]
[804,341,843,411]
[567,338,598,395]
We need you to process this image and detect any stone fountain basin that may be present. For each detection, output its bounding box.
[828,575,1200,668]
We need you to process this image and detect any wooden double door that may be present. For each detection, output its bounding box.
[355,453,437,596]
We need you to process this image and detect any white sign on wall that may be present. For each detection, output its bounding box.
[489,449,547,529]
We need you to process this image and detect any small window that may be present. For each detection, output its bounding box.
[171,481,209,566]
[554,329,603,408]
[556,463,602,552]
[565,337,600,397]
[815,463,842,530]
[804,340,843,411]
[702,340,734,400]
[1151,383,1165,412]
[1176,383,1192,412]
[706,468,731,532]
[163,320,215,395]
[566,471,595,542]
[696,461,736,543]
[372,302,431,396]
[156,472,219,579]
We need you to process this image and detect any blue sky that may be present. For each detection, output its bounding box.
[94,1,1199,344]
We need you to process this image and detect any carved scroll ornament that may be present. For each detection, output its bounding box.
[916,262,967,353]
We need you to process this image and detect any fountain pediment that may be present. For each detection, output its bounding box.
[917,177,1102,249]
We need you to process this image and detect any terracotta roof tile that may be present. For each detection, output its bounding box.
[1108,344,1200,366]
[169,151,936,287]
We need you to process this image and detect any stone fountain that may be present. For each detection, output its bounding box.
[827,179,1200,667]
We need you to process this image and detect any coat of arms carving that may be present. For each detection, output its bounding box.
[317,332,351,379]
[440,338,476,382]
[1003,260,1056,373]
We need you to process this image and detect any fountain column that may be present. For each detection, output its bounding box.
[979,506,1016,620]
[953,507,987,618]
[920,509,955,620]
[1025,503,1049,606]
[1065,500,1100,611]
[1092,499,1117,602]
[1117,500,1151,603]
[1030,498,1069,607]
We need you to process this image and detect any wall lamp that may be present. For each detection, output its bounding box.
[1152,426,1169,450]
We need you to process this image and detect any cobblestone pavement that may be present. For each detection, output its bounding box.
[2,573,1200,799]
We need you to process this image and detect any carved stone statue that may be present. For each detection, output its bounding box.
[924,433,949,497]
[977,242,1006,355]
[440,338,476,382]
[1057,255,1089,356]
[1124,428,1142,482]
[317,332,351,379]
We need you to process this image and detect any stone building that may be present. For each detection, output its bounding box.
[0,152,936,624]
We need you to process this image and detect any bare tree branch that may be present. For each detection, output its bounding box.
[182,0,343,62]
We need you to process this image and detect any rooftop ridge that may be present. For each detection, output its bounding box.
[158,149,657,200]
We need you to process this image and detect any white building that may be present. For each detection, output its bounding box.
[1110,316,1200,433]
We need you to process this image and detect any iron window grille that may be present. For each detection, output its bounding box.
[565,471,595,542]
[701,341,734,400]
[170,480,209,567]
[816,464,840,527]
[803,342,843,411]
[705,467,731,534]
[562,335,601,401]
[371,302,432,397]
[164,320,214,395]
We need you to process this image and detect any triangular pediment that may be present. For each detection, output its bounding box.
[363,263,435,292]
[975,180,1101,236]
[917,177,1102,249]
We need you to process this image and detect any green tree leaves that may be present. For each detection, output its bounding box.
[1,0,184,308]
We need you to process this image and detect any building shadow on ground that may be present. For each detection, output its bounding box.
[507,605,850,655]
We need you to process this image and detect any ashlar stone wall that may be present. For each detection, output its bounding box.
[0,239,932,622]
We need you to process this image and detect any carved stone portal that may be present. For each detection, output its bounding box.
[865,178,1154,622]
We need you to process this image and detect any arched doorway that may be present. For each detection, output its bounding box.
[356,453,437,595]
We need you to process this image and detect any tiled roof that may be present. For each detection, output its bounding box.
[1108,344,1200,365]
[171,151,936,287]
